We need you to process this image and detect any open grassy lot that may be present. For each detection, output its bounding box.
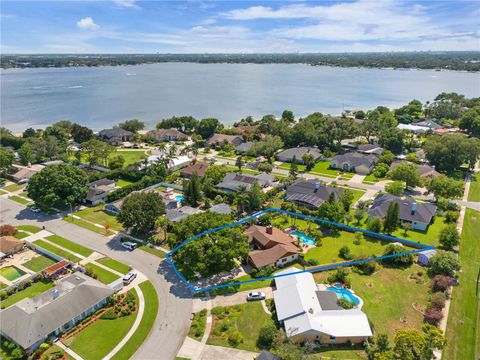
[3,183,26,192]
[17,225,42,233]
[443,209,480,360]
[22,254,57,272]
[46,234,93,257]
[84,263,120,284]
[1,280,54,309]
[9,195,31,205]
[111,150,148,166]
[305,231,391,265]
[116,178,134,188]
[207,302,275,352]
[33,239,82,263]
[468,173,480,202]
[111,281,159,360]
[73,205,123,231]
[314,264,431,338]
[64,216,115,236]
[188,309,208,341]
[64,289,139,360]
[96,257,130,274]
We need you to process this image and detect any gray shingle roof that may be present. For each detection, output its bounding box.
[166,206,203,222]
[0,272,114,349]
[277,147,322,162]
[367,194,437,224]
[235,142,253,153]
[216,172,274,192]
[209,203,232,215]
[286,179,343,208]
[332,152,378,169]
[98,128,133,139]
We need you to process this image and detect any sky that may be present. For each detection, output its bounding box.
[1,0,479,54]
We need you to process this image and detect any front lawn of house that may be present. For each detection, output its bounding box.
[188,309,208,341]
[314,264,431,338]
[111,281,159,360]
[207,302,275,352]
[64,289,139,360]
[116,178,135,188]
[309,161,340,178]
[73,205,123,231]
[362,173,384,184]
[64,216,115,236]
[443,209,480,360]
[110,150,148,166]
[22,254,57,272]
[467,173,480,202]
[9,195,31,205]
[3,183,27,192]
[17,225,42,233]
[1,279,54,309]
[138,245,166,258]
[46,234,93,257]
[84,263,120,284]
[33,240,82,263]
[96,257,130,275]
[15,231,30,239]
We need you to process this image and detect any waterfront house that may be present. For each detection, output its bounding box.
[286,179,343,209]
[367,194,437,231]
[0,272,114,352]
[98,128,133,145]
[246,225,300,269]
[147,128,188,143]
[273,268,372,344]
[207,134,244,147]
[276,147,322,164]
[330,152,378,175]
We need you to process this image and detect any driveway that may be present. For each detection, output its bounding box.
[200,345,258,360]
[192,287,273,312]
[0,197,192,360]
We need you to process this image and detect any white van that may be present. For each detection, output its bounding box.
[121,242,137,251]
[123,271,137,285]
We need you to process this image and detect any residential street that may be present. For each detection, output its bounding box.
[0,197,192,360]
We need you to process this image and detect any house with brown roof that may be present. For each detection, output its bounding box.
[207,134,244,147]
[180,161,209,178]
[246,225,300,269]
[9,164,44,183]
[234,125,259,135]
[0,236,24,257]
[84,178,116,205]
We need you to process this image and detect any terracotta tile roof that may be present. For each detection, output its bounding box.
[180,162,209,177]
[249,244,299,269]
[43,260,70,275]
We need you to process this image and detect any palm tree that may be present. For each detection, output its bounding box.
[157,142,167,156]
[234,185,249,212]
[168,144,177,158]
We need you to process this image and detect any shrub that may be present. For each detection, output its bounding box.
[367,217,382,233]
[354,256,376,275]
[424,308,443,326]
[339,246,353,260]
[353,232,362,245]
[430,293,446,310]
[445,210,460,223]
[228,331,243,346]
[439,224,460,250]
[251,265,275,279]
[338,298,356,309]
[0,224,17,236]
[211,306,225,316]
[428,252,461,277]
[327,268,349,284]
[258,324,278,348]
[382,244,413,267]
[431,275,456,293]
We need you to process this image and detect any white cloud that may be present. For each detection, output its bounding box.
[113,0,140,9]
[76,17,99,30]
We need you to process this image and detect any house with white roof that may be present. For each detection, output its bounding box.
[273,268,372,344]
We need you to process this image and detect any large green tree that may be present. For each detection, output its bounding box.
[197,118,222,139]
[383,202,400,234]
[80,139,115,166]
[459,105,480,137]
[119,119,145,133]
[428,252,460,277]
[118,191,165,234]
[426,175,464,200]
[318,193,346,224]
[27,164,88,209]
[183,173,202,207]
[390,163,421,189]
[71,123,93,143]
[0,148,14,174]
[439,224,460,251]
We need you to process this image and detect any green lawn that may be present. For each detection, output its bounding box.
[362,173,384,184]
[467,173,480,202]
[84,263,120,284]
[111,281,159,360]
[443,209,480,360]
[22,254,57,272]
[188,309,208,341]
[15,231,30,239]
[225,165,261,175]
[116,179,134,188]
[207,302,276,352]
[138,245,166,258]
[64,289,139,360]
[340,187,366,205]
[390,215,447,247]
[0,282,7,289]
[111,150,148,166]
[33,239,82,263]
[1,280,54,309]
[3,183,26,192]
[9,195,31,205]
[314,264,431,338]
[96,257,130,274]
[278,162,307,172]
[64,216,115,236]
[339,172,355,180]
[17,225,42,233]
[309,161,340,178]
[73,205,123,231]
[46,234,93,257]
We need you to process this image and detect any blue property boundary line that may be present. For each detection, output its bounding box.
[165,208,436,293]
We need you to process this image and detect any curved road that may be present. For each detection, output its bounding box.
[0,197,192,360]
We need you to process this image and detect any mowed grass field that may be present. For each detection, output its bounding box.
[22,254,57,272]
[468,173,480,202]
[443,209,480,360]
[73,205,123,231]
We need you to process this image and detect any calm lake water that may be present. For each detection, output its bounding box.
[1,63,479,132]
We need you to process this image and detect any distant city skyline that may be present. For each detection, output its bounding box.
[1,0,479,54]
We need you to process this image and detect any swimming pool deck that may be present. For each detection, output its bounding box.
[0,249,39,285]
[317,283,365,309]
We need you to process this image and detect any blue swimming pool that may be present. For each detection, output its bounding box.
[327,284,360,305]
[175,195,185,202]
[291,230,316,246]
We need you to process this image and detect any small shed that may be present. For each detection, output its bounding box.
[418,249,437,266]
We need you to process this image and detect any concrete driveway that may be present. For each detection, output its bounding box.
[0,197,192,360]
[193,287,273,312]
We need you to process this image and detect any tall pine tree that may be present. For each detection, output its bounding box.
[383,202,400,234]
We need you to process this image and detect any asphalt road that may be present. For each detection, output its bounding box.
[0,197,192,360]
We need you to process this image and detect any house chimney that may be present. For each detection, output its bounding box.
[266,225,273,235]
[411,202,417,215]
